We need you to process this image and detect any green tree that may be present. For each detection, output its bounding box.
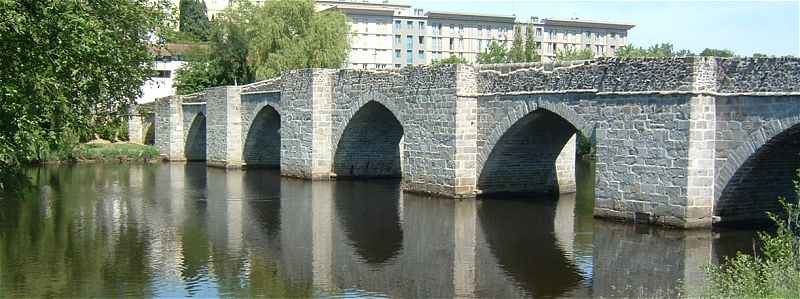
[432,55,468,65]
[248,0,350,79]
[616,44,645,58]
[646,43,675,57]
[700,48,735,57]
[556,47,594,61]
[675,49,695,57]
[508,25,526,63]
[752,53,769,58]
[477,41,510,64]
[179,0,211,41]
[0,0,171,191]
[524,23,540,62]
[175,0,350,91]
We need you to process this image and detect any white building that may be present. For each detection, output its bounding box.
[135,44,204,104]
[318,1,634,68]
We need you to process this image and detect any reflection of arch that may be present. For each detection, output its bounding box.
[714,120,800,224]
[333,180,403,264]
[144,122,155,145]
[333,101,404,178]
[478,199,583,297]
[243,105,281,168]
[243,169,282,241]
[185,113,207,161]
[478,108,578,195]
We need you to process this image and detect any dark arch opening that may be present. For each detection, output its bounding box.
[334,101,404,178]
[478,109,577,197]
[243,106,281,168]
[185,114,207,161]
[715,123,800,226]
[144,123,155,145]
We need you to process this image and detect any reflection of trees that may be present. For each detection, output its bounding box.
[333,180,403,265]
[0,165,152,297]
[478,199,583,298]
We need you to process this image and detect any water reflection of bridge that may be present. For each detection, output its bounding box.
[120,163,718,297]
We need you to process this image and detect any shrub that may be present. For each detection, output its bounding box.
[706,171,800,297]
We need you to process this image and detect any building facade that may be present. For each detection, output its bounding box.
[318,1,634,68]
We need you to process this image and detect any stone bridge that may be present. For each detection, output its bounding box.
[130,57,800,228]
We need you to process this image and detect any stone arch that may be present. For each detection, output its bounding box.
[243,105,281,168]
[477,105,584,196]
[478,101,592,179]
[184,113,207,161]
[714,116,800,224]
[333,100,404,178]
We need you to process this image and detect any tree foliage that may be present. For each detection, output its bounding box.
[524,23,540,62]
[616,43,692,58]
[178,0,211,41]
[706,171,800,298]
[700,48,735,57]
[174,0,350,93]
[477,41,510,64]
[509,25,526,63]
[0,0,171,191]
[556,47,594,61]
[432,55,469,65]
[248,0,350,80]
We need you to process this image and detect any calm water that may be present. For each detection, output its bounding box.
[0,162,759,298]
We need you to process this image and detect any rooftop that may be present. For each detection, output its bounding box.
[540,18,636,30]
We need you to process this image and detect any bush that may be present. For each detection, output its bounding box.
[706,171,800,298]
[76,143,160,162]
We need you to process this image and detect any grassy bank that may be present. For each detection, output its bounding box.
[72,142,160,163]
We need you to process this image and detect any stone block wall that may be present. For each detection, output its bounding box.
[204,86,243,167]
[329,65,463,197]
[279,69,337,179]
[155,95,186,160]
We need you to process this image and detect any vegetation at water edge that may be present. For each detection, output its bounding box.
[706,171,800,298]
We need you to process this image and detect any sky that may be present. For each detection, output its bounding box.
[395,0,800,56]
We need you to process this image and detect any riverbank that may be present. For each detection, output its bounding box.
[68,141,160,163]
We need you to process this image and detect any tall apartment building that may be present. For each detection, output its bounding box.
[318,1,634,68]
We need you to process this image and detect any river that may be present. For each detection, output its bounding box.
[0,161,759,297]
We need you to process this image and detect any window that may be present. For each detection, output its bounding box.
[407,21,413,28]
[394,50,401,58]
[395,64,401,68]
[596,45,604,55]
[449,24,455,34]
[458,24,464,33]
[548,30,555,40]
[419,21,425,30]
[448,38,454,50]
[394,35,401,44]
[459,38,464,50]
[418,50,425,60]
[394,20,401,30]
[406,35,413,49]
[418,36,424,45]
[406,50,413,64]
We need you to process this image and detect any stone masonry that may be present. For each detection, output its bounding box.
[146,57,800,228]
